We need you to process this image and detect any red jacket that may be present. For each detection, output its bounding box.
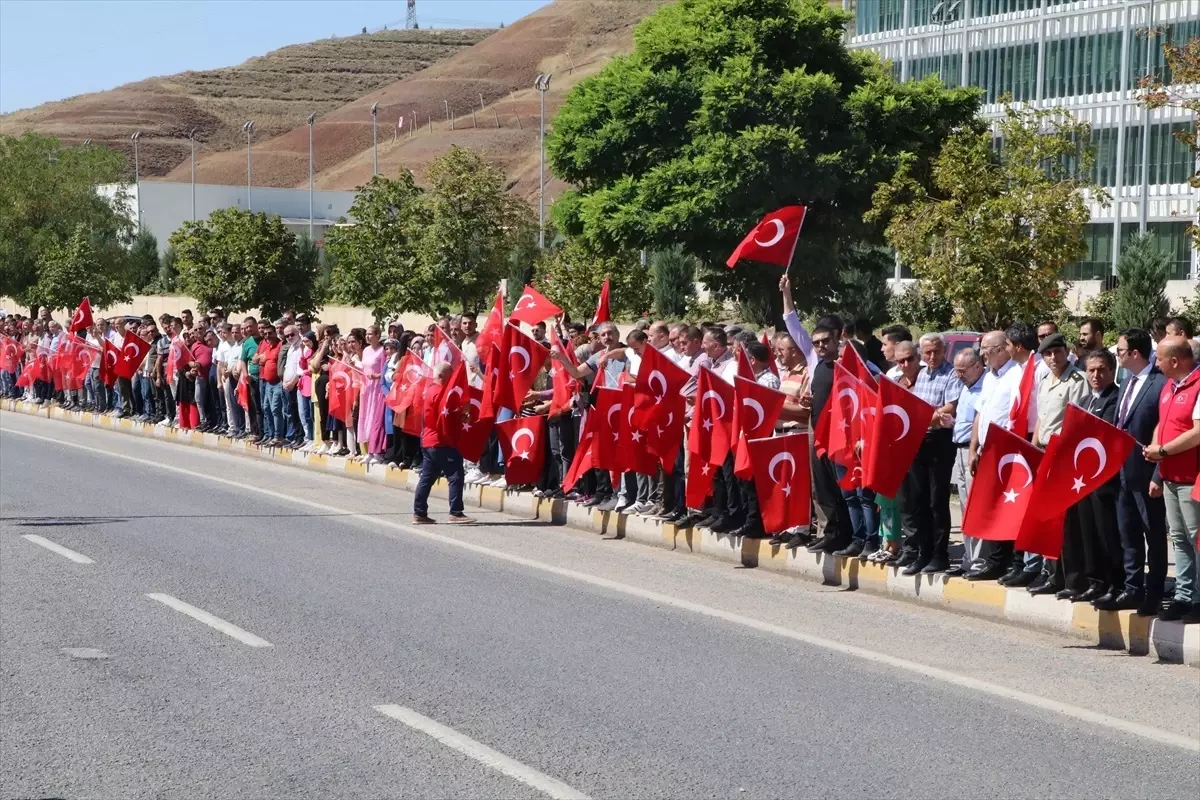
[1157,367,1200,484]
[421,380,448,448]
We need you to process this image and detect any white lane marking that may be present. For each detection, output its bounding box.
[375,704,591,800]
[21,534,94,564]
[5,423,1198,754]
[146,593,273,648]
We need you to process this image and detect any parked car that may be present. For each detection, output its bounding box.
[943,331,981,362]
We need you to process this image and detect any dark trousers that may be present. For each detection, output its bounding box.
[547,414,574,491]
[669,443,686,514]
[413,445,465,517]
[1066,487,1123,593]
[812,450,853,545]
[711,453,744,525]
[1116,486,1169,598]
[246,376,262,437]
[898,430,955,562]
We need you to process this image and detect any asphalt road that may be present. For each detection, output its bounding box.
[1,411,1198,799]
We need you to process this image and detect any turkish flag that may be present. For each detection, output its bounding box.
[813,396,833,457]
[494,323,549,414]
[686,455,717,509]
[748,433,812,533]
[166,336,195,378]
[16,356,47,388]
[840,340,877,388]
[388,353,432,436]
[508,284,563,326]
[0,335,20,373]
[863,377,936,497]
[735,347,755,382]
[113,334,150,380]
[456,384,495,463]
[1015,404,1136,557]
[436,361,470,443]
[99,339,120,386]
[327,360,361,425]
[687,367,735,464]
[960,424,1045,542]
[618,383,660,475]
[476,291,505,355]
[69,297,93,333]
[1008,354,1039,440]
[496,415,547,486]
[237,372,251,411]
[430,325,463,368]
[725,205,807,269]
[632,343,689,428]
[826,362,864,467]
[732,376,786,479]
[479,342,503,419]
[648,392,686,470]
[548,325,579,416]
[591,386,625,472]
[72,341,98,387]
[591,276,611,327]
[760,332,779,377]
[562,411,597,493]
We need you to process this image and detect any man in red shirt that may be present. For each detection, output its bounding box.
[254,324,285,446]
[413,362,474,524]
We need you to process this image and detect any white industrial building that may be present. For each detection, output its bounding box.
[98,180,358,254]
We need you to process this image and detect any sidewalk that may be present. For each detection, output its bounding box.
[4,398,1197,668]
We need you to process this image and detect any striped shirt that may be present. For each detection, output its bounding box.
[912,361,962,409]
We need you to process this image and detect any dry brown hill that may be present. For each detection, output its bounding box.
[0,28,494,179]
[164,0,667,202]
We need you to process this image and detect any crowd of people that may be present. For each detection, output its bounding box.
[2,280,1198,626]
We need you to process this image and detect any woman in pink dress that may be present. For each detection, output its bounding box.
[357,324,388,464]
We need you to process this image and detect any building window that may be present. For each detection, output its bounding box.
[1067,222,1194,282]
[1121,221,1193,281]
[1122,122,1196,187]
[1063,223,1114,282]
[970,0,1038,20]
[855,0,906,36]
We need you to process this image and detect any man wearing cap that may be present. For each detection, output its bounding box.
[1026,333,1090,595]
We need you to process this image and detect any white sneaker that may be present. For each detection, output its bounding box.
[155,418,168,427]
[464,468,485,484]
[489,476,507,489]
[631,501,654,515]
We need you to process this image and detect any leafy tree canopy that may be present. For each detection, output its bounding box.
[534,240,650,322]
[35,224,134,312]
[869,105,1102,330]
[547,0,980,321]
[0,133,134,310]
[170,208,317,319]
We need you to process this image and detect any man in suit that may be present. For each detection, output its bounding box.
[1097,329,1168,614]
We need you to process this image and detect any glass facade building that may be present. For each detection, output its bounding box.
[847,0,1199,286]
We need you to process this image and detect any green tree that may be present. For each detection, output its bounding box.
[829,246,893,328]
[151,245,179,294]
[869,105,1103,330]
[35,224,134,311]
[325,172,430,321]
[651,246,698,318]
[534,240,650,322]
[1111,233,1171,330]
[547,0,979,323]
[0,133,134,308]
[1141,33,1199,245]
[128,229,161,292]
[170,208,317,318]
[886,280,954,331]
[420,146,532,312]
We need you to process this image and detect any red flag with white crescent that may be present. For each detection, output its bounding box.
[1008,354,1039,440]
[456,384,495,463]
[496,415,547,486]
[508,285,563,326]
[687,367,734,465]
[548,325,579,416]
[590,276,611,327]
[725,205,806,269]
[960,424,1046,542]
[99,339,120,387]
[69,297,93,333]
[863,377,937,497]
[732,376,787,479]
[494,323,548,414]
[748,433,812,533]
[435,361,469,443]
[114,333,151,380]
[476,292,505,355]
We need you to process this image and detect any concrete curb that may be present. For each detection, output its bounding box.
[5,399,1198,668]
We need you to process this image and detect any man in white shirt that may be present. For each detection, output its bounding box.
[215,323,244,436]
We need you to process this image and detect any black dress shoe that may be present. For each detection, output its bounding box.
[1158,601,1191,622]
[1029,580,1062,596]
[1056,588,1080,600]
[786,533,809,550]
[731,522,766,539]
[1094,590,1142,612]
[709,517,736,534]
[693,515,719,529]
[902,559,930,576]
[1136,596,1164,617]
[804,537,828,553]
[966,565,1007,581]
[768,533,789,546]
[895,552,919,568]
[997,566,1026,586]
[833,539,865,558]
[944,565,966,578]
[1007,570,1040,588]
[921,558,950,574]
[1075,585,1108,603]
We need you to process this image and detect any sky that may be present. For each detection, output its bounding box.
[0,0,551,113]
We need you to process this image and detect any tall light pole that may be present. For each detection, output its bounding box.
[370,102,379,176]
[130,131,142,231]
[306,112,316,242]
[243,120,254,211]
[1139,0,1156,233]
[534,73,552,249]
[930,1,961,83]
[188,128,198,221]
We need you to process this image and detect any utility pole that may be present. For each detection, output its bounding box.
[370,102,379,176]
[307,113,316,242]
[406,0,417,29]
[243,120,254,210]
[130,131,142,231]
[534,73,552,249]
[1139,0,1156,233]
[188,129,198,221]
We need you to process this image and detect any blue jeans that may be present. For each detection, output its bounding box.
[299,393,314,441]
[262,381,285,439]
[284,387,299,441]
[836,463,879,544]
[413,446,465,517]
[135,375,154,416]
[1163,480,1199,607]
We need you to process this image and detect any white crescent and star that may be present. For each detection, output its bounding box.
[882,404,911,440]
[511,427,535,459]
[104,349,118,369]
[608,402,622,441]
[837,387,860,420]
[1072,438,1107,492]
[741,397,765,431]
[514,294,538,312]
[997,452,1033,488]
[768,451,796,497]
[510,346,531,377]
[701,390,726,420]
[753,218,786,248]
[648,370,668,401]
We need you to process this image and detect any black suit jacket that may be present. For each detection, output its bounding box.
[1115,367,1167,491]
[1082,384,1120,491]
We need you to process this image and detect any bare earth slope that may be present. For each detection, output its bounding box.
[0,28,493,178]
[167,0,666,201]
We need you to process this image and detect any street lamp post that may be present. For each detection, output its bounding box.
[930,1,961,83]
[370,102,379,176]
[1139,0,1156,233]
[307,113,316,242]
[534,73,552,249]
[130,131,142,231]
[188,128,198,221]
[243,120,254,210]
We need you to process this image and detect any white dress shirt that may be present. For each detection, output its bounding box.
[975,359,1018,445]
